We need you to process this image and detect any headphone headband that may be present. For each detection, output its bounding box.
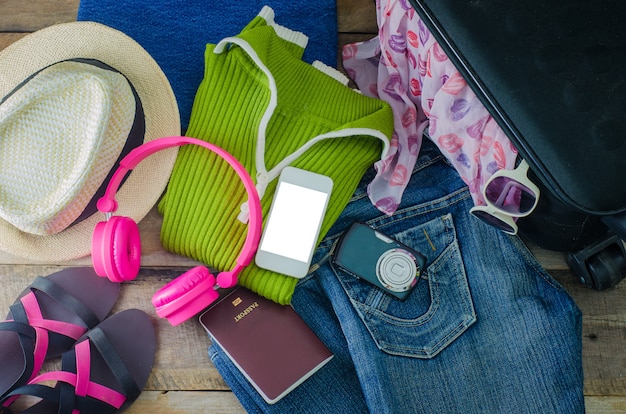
[97,136,262,268]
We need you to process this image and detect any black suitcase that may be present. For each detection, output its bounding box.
[409,0,626,289]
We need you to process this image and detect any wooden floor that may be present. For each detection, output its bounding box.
[1,0,625,413]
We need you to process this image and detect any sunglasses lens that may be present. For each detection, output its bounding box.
[471,209,516,234]
[485,176,537,215]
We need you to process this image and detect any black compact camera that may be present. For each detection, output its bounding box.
[333,222,427,300]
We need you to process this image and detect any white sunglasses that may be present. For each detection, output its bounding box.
[470,160,540,235]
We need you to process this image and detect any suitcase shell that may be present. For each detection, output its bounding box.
[409,0,626,288]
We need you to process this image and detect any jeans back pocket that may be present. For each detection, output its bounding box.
[331,214,476,359]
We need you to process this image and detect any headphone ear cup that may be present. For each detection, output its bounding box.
[92,216,141,283]
[152,265,220,326]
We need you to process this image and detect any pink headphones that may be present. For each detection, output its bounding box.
[92,136,262,325]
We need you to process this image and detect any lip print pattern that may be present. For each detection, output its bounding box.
[480,133,494,156]
[341,0,519,212]
[389,34,407,53]
[438,134,464,153]
[418,19,430,45]
[375,196,399,213]
[418,54,428,77]
[401,106,417,128]
[383,74,404,101]
[390,164,408,186]
[457,153,471,169]
[441,72,467,95]
[467,116,489,139]
[486,161,500,175]
[410,77,421,97]
[407,133,420,156]
[384,50,397,68]
[433,43,448,62]
[342,43,358,61]
[407,47,417,69]
[450,98,471,121]
[407,30,419,48]
[493,141,507,170]
[398,0,412,11]
[439,74,449,86]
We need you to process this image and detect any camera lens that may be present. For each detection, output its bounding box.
[376,248,419,292]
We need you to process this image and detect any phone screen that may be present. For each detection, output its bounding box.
[258,182,329,262]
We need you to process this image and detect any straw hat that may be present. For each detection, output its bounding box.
[0,21,180,261]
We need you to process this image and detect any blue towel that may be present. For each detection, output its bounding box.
[77,1,338,131]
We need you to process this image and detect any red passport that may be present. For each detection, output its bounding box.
[199,286,333,404]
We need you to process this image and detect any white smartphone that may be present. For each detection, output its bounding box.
[255,167,333,278]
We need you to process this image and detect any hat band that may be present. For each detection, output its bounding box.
[69,59,146,225]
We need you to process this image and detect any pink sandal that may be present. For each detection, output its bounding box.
[0,268,120,403]
[3,309,156,414]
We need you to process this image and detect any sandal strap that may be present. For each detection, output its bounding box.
[0,319,36,338]
[87,327,142,402]
[18,292,87,339]
[30,276,100,328]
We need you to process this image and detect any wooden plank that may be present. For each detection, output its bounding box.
[0,0,78,31]
[11,392,626,414]
[9,391,246,414]
[585,397,626,413]
[127,391,246,414]
[9,391,626,414]
[337,0,377,33]
[552,270,626,397]
[9,391,626,413]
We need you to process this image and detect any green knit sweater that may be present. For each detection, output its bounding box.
[158,6,393,304]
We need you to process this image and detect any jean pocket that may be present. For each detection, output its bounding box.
[331,214,477,359]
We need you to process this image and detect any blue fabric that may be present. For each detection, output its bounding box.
[77,1,337,132]
[209,139,584,413]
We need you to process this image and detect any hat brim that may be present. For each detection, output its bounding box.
[0,21,180,261]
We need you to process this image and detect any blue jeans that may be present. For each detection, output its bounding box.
[209,140,584,413]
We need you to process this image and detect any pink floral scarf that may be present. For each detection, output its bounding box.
[342,0,518,215]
